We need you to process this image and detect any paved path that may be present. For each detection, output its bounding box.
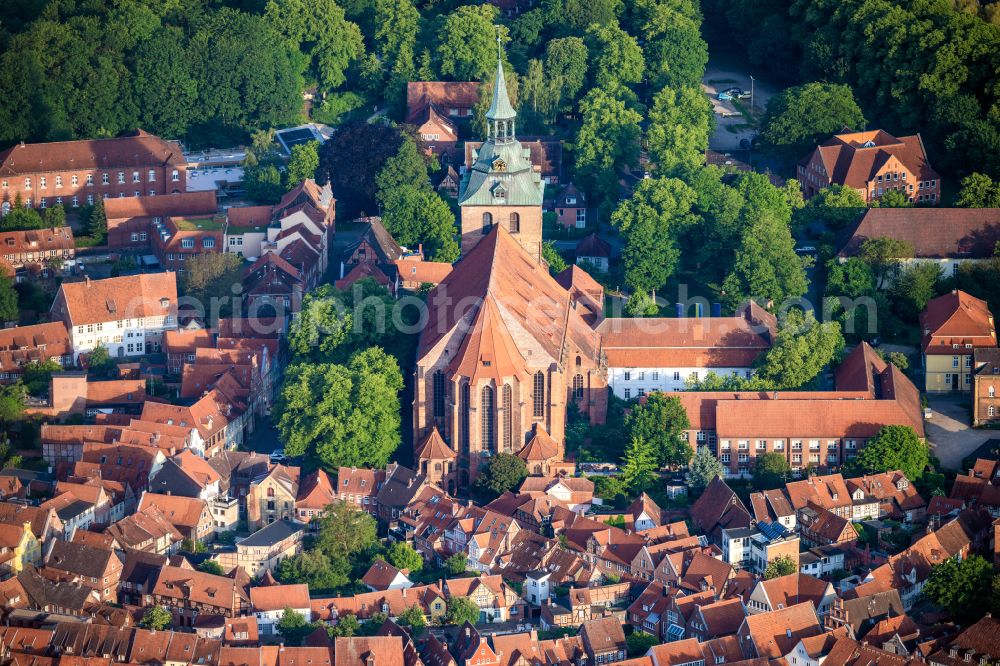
[702,54,780,151]
[925,394,991,470]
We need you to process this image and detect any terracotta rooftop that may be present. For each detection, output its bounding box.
[743,601,823,659]
[0,322,71,373]
[250,583,310,612]
[53,272,177,326]
[0,130,185,176]
[104,191,217,220]
[805,129,938,189]
[838,207,1000,259]
[920,289,996,354]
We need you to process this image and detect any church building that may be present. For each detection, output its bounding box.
[458,53,545,262]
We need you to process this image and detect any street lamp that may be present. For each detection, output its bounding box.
[750,75,756,110]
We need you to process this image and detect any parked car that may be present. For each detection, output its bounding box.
[270,449,288,463]
[717,92,733,101]
[795,245,817,255]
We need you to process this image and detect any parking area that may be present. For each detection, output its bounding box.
[702,56,780,152]
[925,393,992,470]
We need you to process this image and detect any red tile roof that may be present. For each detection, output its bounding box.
[0,322,71,373]
[104,191,217,220]
[838,207,1000,259]
[0,130,185,176]
[807,130,938,189]
[920,290,996,354]
[53,272,177,326]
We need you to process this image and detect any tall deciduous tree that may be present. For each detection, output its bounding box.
[624,393,692,468]
[544,37,589,113]
[764,555,798,579]
[318,121,405,218]
[721,215,808,310]
[610,177,697,295]
[575,87,642,211]
[851,425,928,480]
[0,275,18,323]
[860,237,914,288]
[621,436,658,494]
[387,542,423,573]
[133,28,197,138]
[265,0,364,92]
[753,452,792,490]
[643,5,707,90]
[923,555,994,624]
[956,172,1000,208]
[648,85,714,175]
[314,500,379,562]
[286,141,320,186]
[437,4,503,82]
[761,83,865,158]
[586,23,644,90]
[189,9,302,130]
[474,453,528,500]
[755,310,845,389]
[380,186,459,262]
[794,185,867,232]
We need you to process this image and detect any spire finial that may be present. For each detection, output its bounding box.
[495,24,503,63]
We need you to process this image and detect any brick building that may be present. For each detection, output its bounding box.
[0,130,187,214]
[973,348,1000,426]
[797,129,939,204]
[0,322,72,383]
[104,191,217,249]
[920,290,996,393]
[0,227,74,271]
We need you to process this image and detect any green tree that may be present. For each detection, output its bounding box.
[648,85,714,175]
[244,162,285,204]
[624,393,692,468]
[444,553,468,575]
[643,6,707,90]
[542,242,568,275]
[181,253,245,322]
[956,172,1000,208]
[0,382,25,425]
[88,199,107,241]
[826,258,876,299]
[133,28,197,138]
[265,0,364,93]
[330,613,361,637]
[276,549,350,591]
[276,607,311,645]
[277,348,404,470]
[437,4,503,82]
[610,177,697,295]
[375,136,429,201]
[286,141,320,186]
[764,555,798,579]
[387,542,423,573]
[373,0,419,107]
[686,446,725,490]
[445,595,481,626]
[586,23,644,89]
[189,9,303,129]
[626,632,659,658]
[140,606,172,630]
[755,310,845,389]
[397,605,426,635]
[575,87,642,211]
[198,560,225,575]
[42,204,66,229]
[474,453,528,500]
[753,452,792,490]
[0,207,45,232]
[795,185,867,232]
[314,500,379,564]
[923,555,994,623]
[318,121,406,218]
[852,426,928,481]
[21,359,62,397]
[889,263,942,321]
[624,291,659,317]
[761,83,865,158]
[620,436,658,494]
[878,190,912,208]
[860,237,914,288]
[87,345,116,377]
[0,275,17,323]
[544,37,589,113]
[721,214,809,310]
[379,186,459,262]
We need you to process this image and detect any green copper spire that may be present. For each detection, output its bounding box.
[486,26,516,141]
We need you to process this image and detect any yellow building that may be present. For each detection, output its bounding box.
[0,521,41,574]
[920,290,997,392]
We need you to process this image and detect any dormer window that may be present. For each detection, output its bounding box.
[492,183,506,201]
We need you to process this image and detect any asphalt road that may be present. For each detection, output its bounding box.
[925,394,993,470]
[702,55,780,152]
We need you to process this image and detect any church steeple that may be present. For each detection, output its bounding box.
[486,27,516,143]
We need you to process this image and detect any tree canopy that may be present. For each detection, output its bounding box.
[850,426,929,481]
[761,83,865,158]
[686,446,724,489]
[623,393,692,468]
[474,453,528,500]
[764,555,798,579]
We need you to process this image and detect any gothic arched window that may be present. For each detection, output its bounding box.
[573,374,584,399]
[533,371,545,418]
[502,384,513,453]
[482,212,493,234]
[432,371,445,419]
[459,382,470,454]
[509,212,520,234]
[481,386,495,451]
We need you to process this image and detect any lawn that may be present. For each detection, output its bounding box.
[174,215,227,231]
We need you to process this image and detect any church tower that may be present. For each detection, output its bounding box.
[458,37,544,262]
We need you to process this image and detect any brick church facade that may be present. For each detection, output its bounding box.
[412,52,606,490]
